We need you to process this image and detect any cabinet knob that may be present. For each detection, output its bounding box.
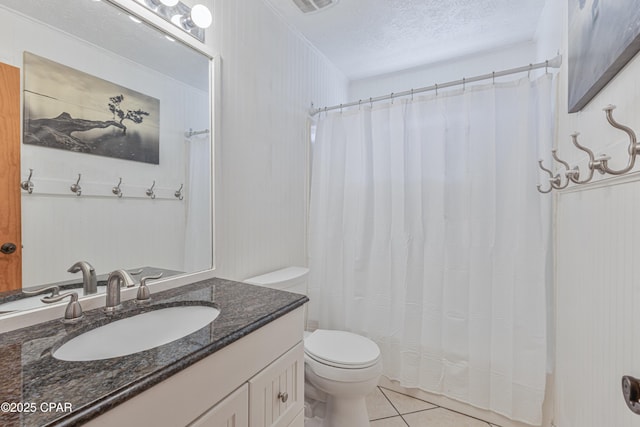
[277,391,288,403]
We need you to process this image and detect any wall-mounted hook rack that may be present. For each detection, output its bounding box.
[112,177,123,198]
[537,105,640,193]
[70,174,82,197]
[146,180,156,199]
[21,168,34,194]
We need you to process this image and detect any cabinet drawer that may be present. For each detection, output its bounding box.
[249,342,304,427]
[189,384,249,427]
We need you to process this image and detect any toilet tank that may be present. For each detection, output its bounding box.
[244,266,309,295]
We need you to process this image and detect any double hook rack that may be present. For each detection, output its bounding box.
[20,171,185,201]
[538,105,639,193]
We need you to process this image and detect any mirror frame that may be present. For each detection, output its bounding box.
[0,0,219,333]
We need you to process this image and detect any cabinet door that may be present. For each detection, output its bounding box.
[286,409,304,427]
[249,342,304,427]
[0,61,21,292]
[190,384,249,427]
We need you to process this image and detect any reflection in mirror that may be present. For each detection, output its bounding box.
[0,0,213,314]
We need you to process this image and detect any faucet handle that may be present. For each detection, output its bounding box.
[136,273,163,303]
[41,291,83,323]
[23,285,60,298]
[112,269,136,288]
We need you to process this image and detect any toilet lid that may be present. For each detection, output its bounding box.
[304,329,380,369]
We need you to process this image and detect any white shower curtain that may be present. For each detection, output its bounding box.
[183,134,212,272]
[308,75,554,425]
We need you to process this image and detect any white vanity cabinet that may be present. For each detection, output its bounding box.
[85,307,305,427]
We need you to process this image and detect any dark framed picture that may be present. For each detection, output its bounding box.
[23,52,160,164]
[568,0,640,113]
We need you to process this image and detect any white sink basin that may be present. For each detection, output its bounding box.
[53,305,220,361]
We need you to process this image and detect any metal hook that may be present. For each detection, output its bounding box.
[146,180,156,199]
[21,168,34,194]
[70,174,82,197]
[369,97,373,108]
[358,99,362,110]
[339,103,343,113]
[550,150,574,189]
[528,63,533,79]
[598,105,640,175]
[112,177,123,198]
[570,131,608,178]
[545,60,549,74]
[174,184,184,201]
[462,78,466,91]
[390,93,394,104]
[492,71,496,85]
[435,83,438,96]
[410,89,414,101]
[537,159,561,193]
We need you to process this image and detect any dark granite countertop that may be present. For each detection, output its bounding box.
[0,278,308,427]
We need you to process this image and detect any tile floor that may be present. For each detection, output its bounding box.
[365,386,501,427]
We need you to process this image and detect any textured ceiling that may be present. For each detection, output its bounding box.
[264,0,548,79]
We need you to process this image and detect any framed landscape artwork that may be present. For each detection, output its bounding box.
[568,0,640,113]
[23,52,160,164]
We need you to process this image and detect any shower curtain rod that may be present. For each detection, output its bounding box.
[309,54,562,116]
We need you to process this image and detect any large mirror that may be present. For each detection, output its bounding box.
[0,0,213,313]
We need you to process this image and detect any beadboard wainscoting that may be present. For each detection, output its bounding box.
[212,0,348,281]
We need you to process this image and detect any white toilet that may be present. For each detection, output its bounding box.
[244,267,382,427]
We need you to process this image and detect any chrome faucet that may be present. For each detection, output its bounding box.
[67,261,98,295]
[105,269,136,313]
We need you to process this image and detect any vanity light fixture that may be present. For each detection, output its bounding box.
[135,0,212,42]
[182,4,212,30]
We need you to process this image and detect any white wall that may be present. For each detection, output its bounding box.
[0,6,209,286]
[544,1,640,426]
[211,0,348,280]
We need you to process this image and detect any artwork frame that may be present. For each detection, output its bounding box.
[568,0,640,113]
[23,52,160,164]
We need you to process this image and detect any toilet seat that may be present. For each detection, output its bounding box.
[304,329,380,369]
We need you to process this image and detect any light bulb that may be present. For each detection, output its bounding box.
[191,4,212,29]
[160,0,179,6]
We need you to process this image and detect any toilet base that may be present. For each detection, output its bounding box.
[325,395,369,427]
[304,366,378,427]
[304,394,370,427]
